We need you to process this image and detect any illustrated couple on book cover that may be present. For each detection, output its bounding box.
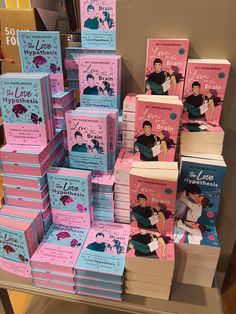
[183,81,222,129]
[134,120,175,161]
[71,131,104,154]
[84,4,114,30]
[86,232,125,254]
[83,74,115,96]
[127,228,173,259]
[131,193,173,233]
[174,183,214,245]
[145,58,184,96]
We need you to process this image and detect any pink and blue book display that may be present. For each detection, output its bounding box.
[175,156,227,226]
[182,59,231,128]
[47,167,93,228]
[75,107,118,169]
[66,110,110,171]
[0,215,38,278]
[31,224,88,283]
[129,172,177,234]
[75,221,130,301]
[80,0,116,50]
[0,73,54,145]
[18,31,64,94]
[133,97,182,162]
[79,55,121,109]
[145,38,189,98]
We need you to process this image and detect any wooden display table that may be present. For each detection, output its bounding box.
[0,269,223,314]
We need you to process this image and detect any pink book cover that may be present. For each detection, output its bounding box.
[5,193,50,210]
[123,93,137,112]
[54,101,74,118]
[3,174,47,189]
[0,131,63,164]
[32,270,74,284]
[145,39,189,99]
[92,171,114,187]
[0,256,31,278]
[79,55,120,96]
[31,224,89,274]
[1,205,44,242]
[53,90,74,106]
[127,226,174,261]
[134,99,182,162]
[183,60,231,125]
[114,148,134,172]
[3,184,48,200]
[129,174,176,234]
[33,279,75,293]
[64,58,80,71]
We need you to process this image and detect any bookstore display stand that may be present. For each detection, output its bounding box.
[0,269,223,314]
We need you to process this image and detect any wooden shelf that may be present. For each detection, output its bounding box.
[0,269,223,314]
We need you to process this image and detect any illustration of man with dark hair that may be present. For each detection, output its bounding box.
[135,120,158,161]
[86,232,107,252]
[184,81,214,120]
[131,194,155,229]
[146,58,176,95]
[83,74,99,95]
[71,131,88,152]
[84,5,99,29]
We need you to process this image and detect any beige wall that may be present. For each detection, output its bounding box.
[117,0,236,278]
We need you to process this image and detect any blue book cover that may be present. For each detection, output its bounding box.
[176,157,226,226]
[18,31,64,93]
[80,0,116,50]
[75,221,130,278]
[75,277,123,292]
[174,221,220,247]
[79,55,121,109]
[66,111,110,172]
[92,192,114,211]
[76,286,122,300]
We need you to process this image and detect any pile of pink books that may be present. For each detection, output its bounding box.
[181,59,230,154]
[31,224,89,293]
[75,221,130,301]
[0,132,65,233]
[0,211,41,278]
[52,90,75,131]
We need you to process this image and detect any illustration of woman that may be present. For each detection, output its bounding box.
[99,11,114,29]
[205,89,222,121]
[99,81,115,96]
[156,130,175,161]
[168,66,184,96]
[88,139,104,154]
[108,239,124,254]
[152,203,174,233]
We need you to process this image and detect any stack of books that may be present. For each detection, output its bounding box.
[174,153,227,287]
[52,90,75,131]
[31,224,88,293]
[0,213,40,278]
[47,167,93,228]
[75,221,130,301]
[181,59,230,154]
[122,93,136,149]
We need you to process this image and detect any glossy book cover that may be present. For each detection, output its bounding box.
[31,224,89,270]
[174,221,220,247]
[130,174,176,233]
[183,60,230,124]
[80,0,116,49]
[0,76,48,145]
[47,168,92,228]
[76,221,130,277]
[134,99,182,161]
[66,111,109,171]
[176,158,226,225]
[18,31,64,93]
[145,39,189,98]
[79,55,120,109]
[127,226,174,260]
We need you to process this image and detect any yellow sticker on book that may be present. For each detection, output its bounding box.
[5,0,17,9]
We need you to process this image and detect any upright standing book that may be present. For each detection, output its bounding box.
[145,39,189,98]
[175,156,227,226]
[80,0,116,49]
[79,55,121,109]
[182,59,230,127]
[18,31,64,94]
